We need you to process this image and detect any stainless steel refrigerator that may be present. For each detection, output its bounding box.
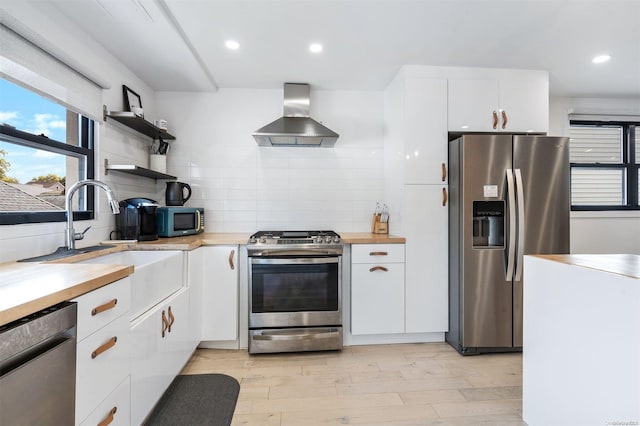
[446,134,570,355]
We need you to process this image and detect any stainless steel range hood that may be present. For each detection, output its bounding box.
[253,83,339,147]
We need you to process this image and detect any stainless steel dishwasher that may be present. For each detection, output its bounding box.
[0,301,77,425]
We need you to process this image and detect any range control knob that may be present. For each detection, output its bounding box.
[259,237,267,244]
[249,236,257,244]
[333,236,341,243]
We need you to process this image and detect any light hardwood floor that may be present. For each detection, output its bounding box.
[181,343,526,426]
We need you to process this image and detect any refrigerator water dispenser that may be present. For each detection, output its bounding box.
[472,201,504,248]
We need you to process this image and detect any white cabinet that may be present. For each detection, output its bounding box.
[72,277,131,426]
[448,76,548,133]
[385,76,448,185]
[187,247,204,345]
[402,186,449,333]
[79,377,130,426]
[200,246,239,341]
[351,244,405,335]
[130,288,191,426]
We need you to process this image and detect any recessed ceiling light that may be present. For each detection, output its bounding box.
[309,43,323,53]
[592,54,611,64]
[225,40,240,50]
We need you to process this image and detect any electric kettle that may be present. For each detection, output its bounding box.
[165,181,192,206]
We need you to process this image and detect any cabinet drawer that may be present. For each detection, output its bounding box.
[73,277,130,341]
[76,314,130,423]
[78,376,130,426]
[351,244,405,263]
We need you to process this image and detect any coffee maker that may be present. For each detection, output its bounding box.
[115,198,159,241]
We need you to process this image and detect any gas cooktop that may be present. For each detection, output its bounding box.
[248,230,341,246]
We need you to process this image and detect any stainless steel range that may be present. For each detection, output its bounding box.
[247,231,343,354]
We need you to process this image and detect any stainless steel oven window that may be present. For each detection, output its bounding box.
[249,257,342,328]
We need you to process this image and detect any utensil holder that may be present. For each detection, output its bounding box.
[371,214,389,234]
[149,154,166,173]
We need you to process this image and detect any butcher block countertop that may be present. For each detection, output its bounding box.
[0,262,133,326]
[339,233,406,244]
[0,232,405,326]
[104,232,405,248]
[532,254,640,280]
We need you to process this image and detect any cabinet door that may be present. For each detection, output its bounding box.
[351,263,405,335]
[130,306,165,426]
[404,78,448,184]
[187,248,204,344]
[164,288,192,379]
[499,78,549,133]
[201,246,239,341]
[403,185,449,333]
[448,79,499,132]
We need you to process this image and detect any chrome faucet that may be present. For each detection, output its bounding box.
[65,179,120,251]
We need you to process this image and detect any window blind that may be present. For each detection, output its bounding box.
[569,125,625,206]
[0,23,105,122]
[569,126,622,163]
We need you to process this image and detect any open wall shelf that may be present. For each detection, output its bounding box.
[104,159,176,180]
[104,107,176,141]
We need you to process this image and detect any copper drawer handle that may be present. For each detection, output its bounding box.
[98,406,117,426]
[442,187,448,206]
[369,251,388,256]
[229,249,235,270]
[162,310,168,337]
[441,163,447,182]
[501,110,508,129]
[91,336,117,359]
[168,306,175,333]
[369,266,388,272]
[91,298,118,316]
[492,110,499,129]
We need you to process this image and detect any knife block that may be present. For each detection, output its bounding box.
[371,214,389,234]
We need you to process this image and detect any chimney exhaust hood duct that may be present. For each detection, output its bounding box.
[253,83,339,147]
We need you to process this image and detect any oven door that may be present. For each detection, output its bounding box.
[249,256,341,328]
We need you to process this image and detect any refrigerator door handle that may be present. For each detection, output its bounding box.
[514,169,526,281]
[505,169,517,281]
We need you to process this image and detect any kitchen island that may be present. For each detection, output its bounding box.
[522,254,640,426]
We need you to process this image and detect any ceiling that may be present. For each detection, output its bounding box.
[48,0,640,98]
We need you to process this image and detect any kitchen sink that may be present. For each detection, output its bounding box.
[17,245,116,262]
[75,250,184,319]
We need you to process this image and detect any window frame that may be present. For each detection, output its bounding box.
[569,120,639,211]
[0,118,96,225]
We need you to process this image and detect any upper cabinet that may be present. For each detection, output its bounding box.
[448,74,549,134]
[384,75,448,185]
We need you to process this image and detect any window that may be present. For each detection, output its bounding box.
[0,77,96,225]
[569,121,638,210]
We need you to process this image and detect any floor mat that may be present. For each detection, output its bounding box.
[144,374,240,426]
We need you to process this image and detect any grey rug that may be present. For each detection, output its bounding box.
[144,374,240,426]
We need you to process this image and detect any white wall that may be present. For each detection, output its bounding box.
[0,2,161,262]
[156,89,384,232]
[550,96,640,254]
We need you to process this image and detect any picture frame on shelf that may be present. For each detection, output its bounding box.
[123,85,143,117]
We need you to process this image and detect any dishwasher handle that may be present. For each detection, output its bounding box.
[0,302,77,369]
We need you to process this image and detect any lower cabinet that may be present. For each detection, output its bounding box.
[200,246,239,341]
[130,288,191,425]
[72,277,131,426]
[351,244,406,335]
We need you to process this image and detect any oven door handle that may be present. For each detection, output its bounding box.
[251,256,340,265]
[253,328,341,341]
[249,249,342,257]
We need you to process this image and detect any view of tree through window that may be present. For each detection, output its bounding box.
[0,77,95,224]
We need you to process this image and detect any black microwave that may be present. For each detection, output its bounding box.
[156,207,204,237]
